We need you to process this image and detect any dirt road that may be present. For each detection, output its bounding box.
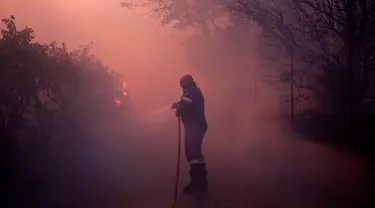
[37,106,374,208]
[116,110,373,208]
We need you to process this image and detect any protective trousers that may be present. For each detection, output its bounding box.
[184,125,208,192]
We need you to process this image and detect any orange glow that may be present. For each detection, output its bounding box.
[114,98,121,106]
[122,81,127,90]
[121,81,127,96]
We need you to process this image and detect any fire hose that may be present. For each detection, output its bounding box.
[172,117,182,208]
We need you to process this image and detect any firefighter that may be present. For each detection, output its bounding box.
[171,74,208,195]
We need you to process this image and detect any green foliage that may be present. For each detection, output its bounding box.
[0,16,130,207]
[0,15,117,139]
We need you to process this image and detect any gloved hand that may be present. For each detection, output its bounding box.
[171,101,180,109]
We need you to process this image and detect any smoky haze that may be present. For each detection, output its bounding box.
[1,0,190,112]
[1,0,371,208]
[0,0,279,114]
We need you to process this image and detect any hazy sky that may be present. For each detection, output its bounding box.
[1,0,190,109]
[1,0,186,69]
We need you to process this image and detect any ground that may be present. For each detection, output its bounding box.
[31,107,374,208]
[115,109,373,208]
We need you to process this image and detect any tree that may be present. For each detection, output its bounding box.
[231,0,375,123]
[0,16,120,139]
[230,0,304,121]
[0,16,121,206]
[122,0,262,104]
[121,0,228,35]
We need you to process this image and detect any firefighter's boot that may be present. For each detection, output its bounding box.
[183,164,208,195]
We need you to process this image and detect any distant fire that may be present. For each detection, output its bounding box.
[122,81,127,96]
[114,98,121,106]
[113,79,128,106]
[122,81,127,89]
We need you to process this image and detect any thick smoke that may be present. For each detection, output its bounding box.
[0,1,372,207]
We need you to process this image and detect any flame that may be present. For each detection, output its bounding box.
[121,81,127,96]
[114,98,121,106]
[122,81,127,90]
[121,80,128,96]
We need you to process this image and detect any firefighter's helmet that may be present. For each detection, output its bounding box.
[180,74,194,88]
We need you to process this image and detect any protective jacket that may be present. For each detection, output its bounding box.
[176,82,208,131]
